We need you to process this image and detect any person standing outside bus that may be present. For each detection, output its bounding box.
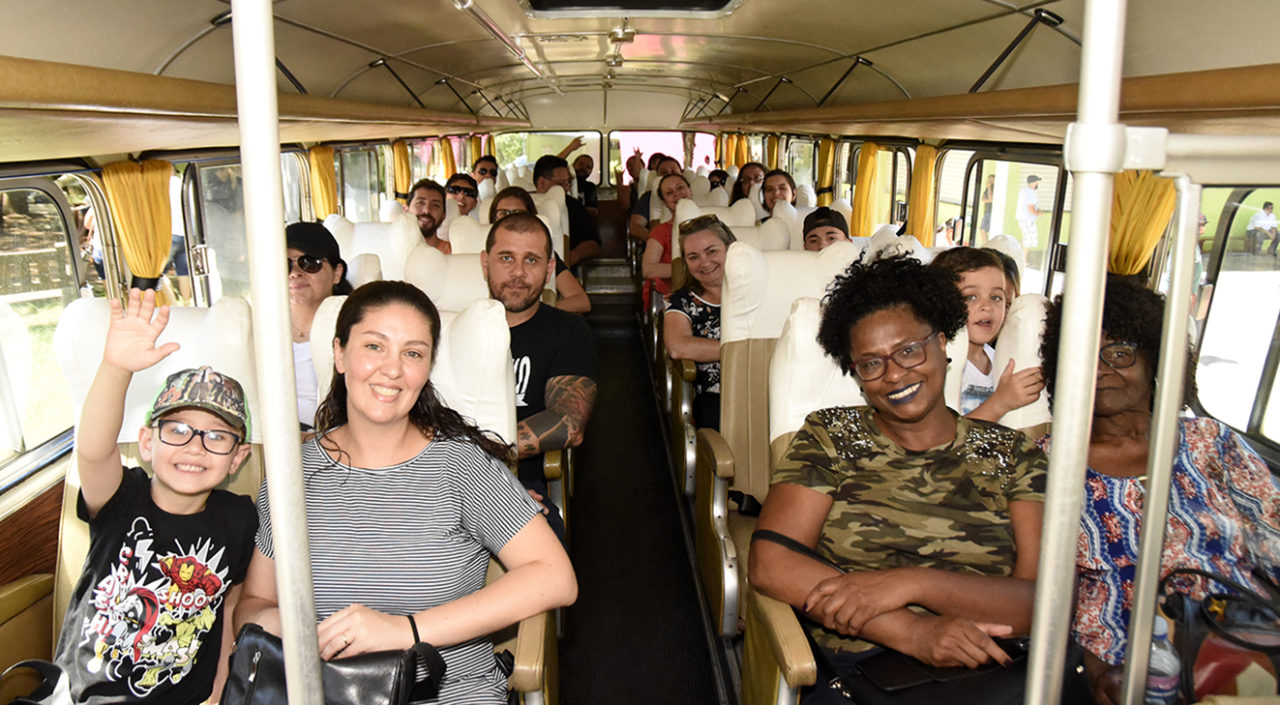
[1015,175,1043,253]
[1247,201,1278,255]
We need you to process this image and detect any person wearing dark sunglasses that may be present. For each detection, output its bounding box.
[471,155,500,183]
[286,222,352,429]
[445,173,480,217]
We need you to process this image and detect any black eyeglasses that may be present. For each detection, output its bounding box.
[739,172,764,185]
[494,207,527,219]
[474,166,496,177]
[287,254,325,275]
[852,331,939,381]
[447,184,478,199]
[1099,342,1139,370]
[154,419,242,455]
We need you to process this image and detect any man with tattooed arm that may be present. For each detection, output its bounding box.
[481,212,598,541]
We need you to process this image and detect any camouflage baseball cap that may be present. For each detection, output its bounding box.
[146,366,251,438]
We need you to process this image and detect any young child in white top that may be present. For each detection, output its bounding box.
[931,247,1044,422]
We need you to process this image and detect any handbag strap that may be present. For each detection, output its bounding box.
[1161,567,1280,654]
[406,640,446,701]
[751,529,844,573]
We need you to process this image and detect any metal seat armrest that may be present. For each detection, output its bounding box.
[542,450,563,481]
[676,358,697,383]
[751,589,817,689]
[696,428,735,480]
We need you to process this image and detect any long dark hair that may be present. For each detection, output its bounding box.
[314,280,514,465]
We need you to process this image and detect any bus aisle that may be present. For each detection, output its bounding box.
[556,293,730,705]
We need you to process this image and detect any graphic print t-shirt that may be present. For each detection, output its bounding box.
[55,466,256,705]
[509,304,598,485]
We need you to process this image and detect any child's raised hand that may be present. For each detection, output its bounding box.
[992,361,1045,411]
[103,288,181,372]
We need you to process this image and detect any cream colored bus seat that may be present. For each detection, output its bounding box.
[865,224,899,249]
[323,213,420,281]
[747,182,768,221]
[485,560,559,705]
[693,241,859,636]
[795,184,817,208]
[379,200,405,223]
[477,178,497,203]
[0,573,56,700]
[830,199,853,228]
[50,296,264,638]
[444,195,461,224]
[344,252,382,288]
[674,198,758,229]
[448,216,492,255]
[727,219,790,252]
[529,187,569,262]
[993,293,1052,433]
[496,167,511,191]
[690,174,711,197]
[736,296,866,705]
[477,196,496,224]
[0,302,32,457]
[983,234,1027,289]
[770,202,816,251]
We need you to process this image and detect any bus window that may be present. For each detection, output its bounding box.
[936,149,974,242]
[0,183,81,467]
[834,141,855,204]
[409,139,435,183]
[337,146,384,222]
[745,134,764,165]
[495,131,603,181]
[605,131,715,179]
[962,156,1068,296]
[282,152,305,224]
[1197,187,1280,435]
[786,137,816,188]
[870,147,912,226]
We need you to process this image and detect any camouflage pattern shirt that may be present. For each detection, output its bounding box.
[772,405,1048,653]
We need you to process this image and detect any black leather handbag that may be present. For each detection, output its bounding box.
[0,659,70,705]
[222,623,446,705]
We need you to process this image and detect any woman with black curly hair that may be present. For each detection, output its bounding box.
[1040,275,1280,705]
[749,255,1049,704]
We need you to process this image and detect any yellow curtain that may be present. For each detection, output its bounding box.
[102,160,175,304]
[765,135,780,170]
[469,135,482,163]
[438,136,457,177]
[392,140,412,205]
[906,145,939,246]
[850,142,880,238]
[816,137,837,208]
[308,146,338,219]
[1109,170,1177,275]
[735,134,750,167]
[483,134,495,159]
[721,134,737,168]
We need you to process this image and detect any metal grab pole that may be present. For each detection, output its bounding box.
[228,2,323,705]
[1119,178,1200,705]
[1024,0,1128,703]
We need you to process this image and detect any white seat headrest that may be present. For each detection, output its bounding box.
[345,253,382,287]
[690,175,712,197]
[721,240,859,344]
[747,182,768,220]
[448,217,491,255]
[830,199,853,229]
[477,178,497,202]
[445,197,461,222]
[477,195,496,224]
[323,214,355,252]
[496,169,510,190]
[702,188,729,207]
[673,199,757,231]
[796,184,817,208]
[403,246,491,313]
[55,297,262,443]
[325,213,421,281]
[696,166,709,177]
[379,201,406,223]
[944,326,969,411]
[727,165,740,179]
[993,294,1052,429]
[862,226,902,262]
[310,297,516,443]
[727,218,790,252]
[983,235,1026,289]
[769,297,865,441]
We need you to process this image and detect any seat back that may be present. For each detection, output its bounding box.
[529,186,569,249]
[51,297,265,636]
[992,293,1052,430]
[795,184,817,208]
[310,296,516,444]
[673,199,757,232]
[323,213,421,281]
[379,201,405,223]
[404,246,491,313]
[345,252,382,287]
[726,219,790,252]
[719,241,859,500]
[768,201,817,251]
[983,234,1027,292]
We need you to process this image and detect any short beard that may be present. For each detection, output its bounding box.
[489,280,543,314]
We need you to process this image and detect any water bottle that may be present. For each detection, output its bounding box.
[1145,616,1182,705]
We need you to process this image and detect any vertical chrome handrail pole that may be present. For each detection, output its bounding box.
[1118,177,1199,704]
[1024,0,1128,703]
[229,1,323,704]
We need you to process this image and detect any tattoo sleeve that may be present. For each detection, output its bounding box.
[516,375,598,459]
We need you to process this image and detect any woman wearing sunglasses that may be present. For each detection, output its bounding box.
[286,222,353,430]
[445,173,480,217]
[749,255,1047,704]
[1039,276,1280,705]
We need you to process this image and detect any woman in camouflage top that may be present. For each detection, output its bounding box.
[749,255,1047,703]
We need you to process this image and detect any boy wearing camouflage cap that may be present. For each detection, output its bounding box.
[54,289,257,704]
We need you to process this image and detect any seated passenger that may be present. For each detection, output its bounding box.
[286,221,353,430]
[489,186,591,314]
[641,172,693,309]
[572,153,598,211]
[708,169,729,192]
[471,155,500,185]
[729,161,766,206]
[762,169,797,217]
[235,281,576,703]
[749,255,1046,704]
[482,213,599,541]
[929,247,1043,422]
[532,155,600,267]
[802,207,851,251]
[445,173,479,217]
[663,214,735,431]
[629,155,683,242]
[1039,276,1280,705]
[408,178,451,254]
[57,289,256,704]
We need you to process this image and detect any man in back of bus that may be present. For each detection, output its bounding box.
[533,155,601,267]
[481,212,598,540]
[407,179,451,254]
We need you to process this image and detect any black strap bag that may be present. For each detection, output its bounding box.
[0,659,71,705]
[222,622,446,705]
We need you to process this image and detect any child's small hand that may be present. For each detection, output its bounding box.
[993,361,1045,411]
[104,288,180,372]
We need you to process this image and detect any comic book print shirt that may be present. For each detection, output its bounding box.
[772,406,1047,654]
[55,466,256,705]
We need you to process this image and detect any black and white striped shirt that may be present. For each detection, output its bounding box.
[256,434,541,704]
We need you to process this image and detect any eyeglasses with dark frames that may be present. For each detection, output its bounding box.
[287,254,325,275]
[474,166,496,176]
[852,331,940,381]
[494,207,527,219]
[154,419,242,455]
[446,184,478,199]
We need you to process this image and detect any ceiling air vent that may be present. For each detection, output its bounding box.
[518,0,745,19]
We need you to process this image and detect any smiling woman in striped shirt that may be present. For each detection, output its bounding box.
[235,280,576,704]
